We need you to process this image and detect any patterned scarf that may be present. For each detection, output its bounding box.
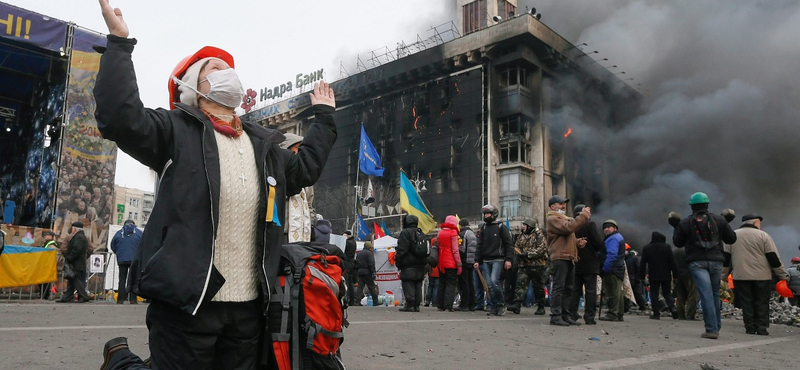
[202,109,242,137]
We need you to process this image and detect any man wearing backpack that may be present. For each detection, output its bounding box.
[723,214,788,335]
[673,192,737,340]
[473,204,514,316]
[396,215,427,312]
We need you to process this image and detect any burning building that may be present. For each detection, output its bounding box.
[244,0,639,231]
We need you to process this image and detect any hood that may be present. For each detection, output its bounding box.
[314,219,332,234]
[650,231,666,244]
[123,223,136,235]
[404,215,419,229]
[441,215,459,229]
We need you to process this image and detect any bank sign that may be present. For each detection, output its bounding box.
[259,68,324,101]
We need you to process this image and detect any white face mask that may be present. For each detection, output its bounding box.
[173,68,244,108]
[556,209,566,215]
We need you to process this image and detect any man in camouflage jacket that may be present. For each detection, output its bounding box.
[508,219,548,315]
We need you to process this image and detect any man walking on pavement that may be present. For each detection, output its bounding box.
[673,192,737,340]
[723,214,788,335]
[58,222,90,303]
[569,204,604,325]
[395,215,427,312]
[473,204,514,316]
[599,220,626,322]
[110,219,142,304]
[508,218,548,316]
[343,230,358,306]
[639,232,679,320]
[545,195,591,326]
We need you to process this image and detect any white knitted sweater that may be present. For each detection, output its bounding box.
[211,130,260,302]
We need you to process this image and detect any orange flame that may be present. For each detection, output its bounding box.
[564,128,573,138]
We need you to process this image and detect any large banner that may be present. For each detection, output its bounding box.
[0,2,68,52]
[0,245,57,288]
[54,27,115,252]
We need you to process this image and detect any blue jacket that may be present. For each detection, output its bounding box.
[601,231,626,279]
[111,224,143,264]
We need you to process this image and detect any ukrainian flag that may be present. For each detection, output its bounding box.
[0,246,58,288]
[399,172,436,234]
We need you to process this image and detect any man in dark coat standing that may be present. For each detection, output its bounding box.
[110,219,143,304]
[343,231,358,306]
[569,204,604,325]
[396,215,427,312]
[58,222,90,303]
[355,242,380,306]
[639,232,678,319]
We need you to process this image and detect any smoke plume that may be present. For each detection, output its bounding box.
[521,0,800,261]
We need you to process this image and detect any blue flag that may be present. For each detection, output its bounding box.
[381,219,392,236]
[359,125,384,177]
[356,213,371,241]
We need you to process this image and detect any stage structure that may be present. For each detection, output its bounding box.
[243,0,641,234]
[0,2,116,252]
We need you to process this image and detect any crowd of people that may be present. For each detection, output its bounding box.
[370,192,800,342]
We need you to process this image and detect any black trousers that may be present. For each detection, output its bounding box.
[625,279,647,310]
[117,263,137,303]
[108,299,261,370]
[401,279,423,308]
[569,273,598,321]
[61,269,89,301]
[735,280,771,332]
[356,275,379,305]
[436,268,458,309]
[457,268,476,309]
[549,260,575,320]
[346,270,357,306]
[649,280,676,315]
[503,265,518,305]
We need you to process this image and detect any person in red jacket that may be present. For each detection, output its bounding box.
[436,215,462,311]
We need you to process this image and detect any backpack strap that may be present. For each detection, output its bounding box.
[288,275,302,370]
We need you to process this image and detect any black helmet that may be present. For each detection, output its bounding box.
[481,204,499,222]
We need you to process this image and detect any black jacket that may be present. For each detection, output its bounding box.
[639,232,677,281]
[673,207,737,263]
[65,231,88,271]
[574,221,604,275]
[344,237,357,274]
[476,222,513,263]
[94,35,336,315]
[625,252,641,283]
[395,216,427,281]
[356,249,376,276]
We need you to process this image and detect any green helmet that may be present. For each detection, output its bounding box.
[688,192,710,205]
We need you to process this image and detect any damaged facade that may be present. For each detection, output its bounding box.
[244,0,640,231]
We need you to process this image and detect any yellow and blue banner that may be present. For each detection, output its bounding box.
[359,125,384,177]
[399,172,436,234]
[380,219,391,236]
[0,245,57,288]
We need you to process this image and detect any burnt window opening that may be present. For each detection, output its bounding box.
[498,64,528,89]
[498,115,529,140]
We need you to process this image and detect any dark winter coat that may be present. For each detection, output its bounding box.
[600,231,626,280]
[639,232,677,282]
[574,221,604,275]
[673,247,692,280]
[673,206,737,263]
[110,224,143,264]
[344,236,357,274]
[65,231,88,271]
[475,221,513,263]
[625,251,641,283]
[395,216,427,281]
[312,219,332,243]
[94,35,336,315]
[356,248,376,276]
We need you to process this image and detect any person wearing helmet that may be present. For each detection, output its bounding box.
[507,218,548,316]
[545,195,591,326]
[722,214,788,335]
[598,219,626,322]
[94,2,338,369]
[673,192,737,340]
[473,204,514,316]
[788,257,800,306]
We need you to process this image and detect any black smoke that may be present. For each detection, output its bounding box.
[520,0,800,262]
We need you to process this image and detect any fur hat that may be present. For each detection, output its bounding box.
[178,57,218,108]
